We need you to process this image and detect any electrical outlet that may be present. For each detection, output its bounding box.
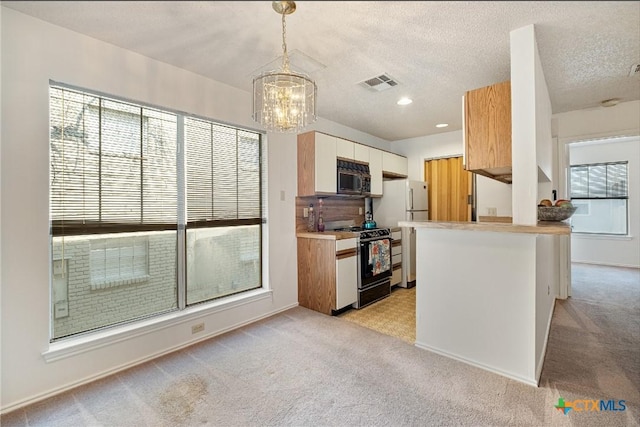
[303,207,309,218]
[488,207,497,216]
[359,207,363,215]
[280,190,285,201]
[191,323,205,334]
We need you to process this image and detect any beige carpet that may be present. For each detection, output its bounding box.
[2,263,638,426]
[338,286,415,343]
[539,263,640,419]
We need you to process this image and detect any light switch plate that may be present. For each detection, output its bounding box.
[303,207,309,218]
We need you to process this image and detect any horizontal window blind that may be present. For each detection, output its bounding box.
[50,87,177,235]
[185,118,261,227]
[570,162,628,199]
[49,84,264,339]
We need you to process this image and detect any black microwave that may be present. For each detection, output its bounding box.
[337,160,371,196]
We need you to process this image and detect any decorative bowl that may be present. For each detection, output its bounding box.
[537,206,577,222]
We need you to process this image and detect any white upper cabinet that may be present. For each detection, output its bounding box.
[297,131,337,196]
[354,144,383,197]
[369,148,383,196]
[354,144,369,163]
[297,131,394,197]
[382,152,408,178]
[315,133,337,194]
[336,138,355,160]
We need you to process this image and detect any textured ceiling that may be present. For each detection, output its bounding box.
[4,1,639,141]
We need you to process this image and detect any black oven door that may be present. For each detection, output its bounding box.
[359,237,392,288]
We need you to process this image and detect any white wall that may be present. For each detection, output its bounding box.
[569,137,640,268]
[391,130,513,217]
[535,235,558,379]
[476,178,513,217]
[511,25,549,226]
[510,25,560,380]
[555,100,640,144]
[415,228,538,385]
[554,101,640,267]
[391,130,464,181]
[307,118,390,152]
[0,8,387,411]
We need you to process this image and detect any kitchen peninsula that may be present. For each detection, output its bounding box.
[399,220,570,385]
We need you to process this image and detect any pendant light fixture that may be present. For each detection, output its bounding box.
[252,1,317,133]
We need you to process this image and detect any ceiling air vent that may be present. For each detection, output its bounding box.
[629,63,640,77]
[359,73,399,91]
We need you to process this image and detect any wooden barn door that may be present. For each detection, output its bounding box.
[424,156,473,221]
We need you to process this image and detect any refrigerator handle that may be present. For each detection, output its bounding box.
[409,188,414,210]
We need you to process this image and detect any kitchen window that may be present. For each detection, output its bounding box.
[49,84,263,340]
[569,161,628,235]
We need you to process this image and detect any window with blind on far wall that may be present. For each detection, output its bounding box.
[49,85,263,341]
[569,161,628,235]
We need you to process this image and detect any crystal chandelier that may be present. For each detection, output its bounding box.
[252,1,317,133]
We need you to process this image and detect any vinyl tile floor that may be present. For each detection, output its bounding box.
[338,286,415,343]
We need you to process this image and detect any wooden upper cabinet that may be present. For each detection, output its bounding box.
[464,80,512,184]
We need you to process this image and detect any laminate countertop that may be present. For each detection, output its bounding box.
[398,220,571,235]
[296,231,359,240]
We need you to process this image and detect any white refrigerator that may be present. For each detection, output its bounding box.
[372,179,428,288]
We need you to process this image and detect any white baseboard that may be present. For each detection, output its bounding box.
[1,302,299,415]
[536,298,556,382]
[414,341,538,387]
[571,260,640,269]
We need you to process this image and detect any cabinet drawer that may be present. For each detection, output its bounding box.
[336,237,358,310]
[392,246,402,257]
[336,238,357,252]
[391,266,402,286]
[392,253,402,265]
[392,231,402,240]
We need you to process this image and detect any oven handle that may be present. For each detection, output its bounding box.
[359,236,392,243]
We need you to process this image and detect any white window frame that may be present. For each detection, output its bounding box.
[49,82,266,342]
[569,161,629,235]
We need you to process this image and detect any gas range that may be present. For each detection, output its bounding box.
[331,226,391,240]
[326,222,392,309]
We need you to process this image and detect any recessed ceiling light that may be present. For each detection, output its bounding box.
[600,98,621,107]
[436,123,449,128]
[397,97,413,105]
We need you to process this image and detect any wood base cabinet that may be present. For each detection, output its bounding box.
[463,80,512,183]
[297,237,357,315]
